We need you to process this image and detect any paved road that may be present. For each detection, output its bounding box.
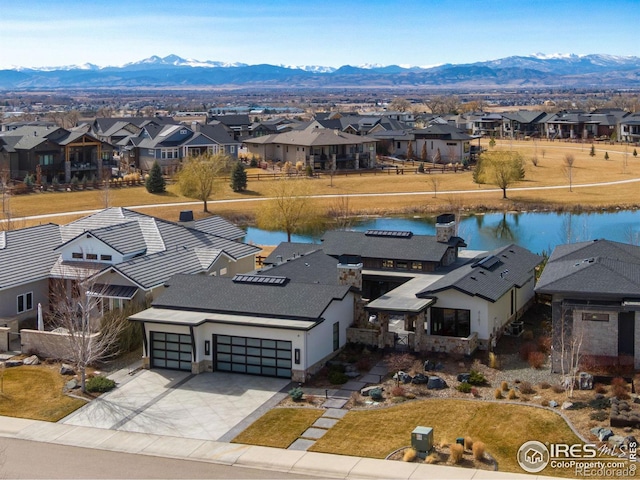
[0,437,318,480]
[5,175,640,224]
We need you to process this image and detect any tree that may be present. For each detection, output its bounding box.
[473,151,525,199]
[389,97,411,112]
[49,277,129,393]
[406,141,414,160]
[433,148,441,165]
[554,304,584,398]
[177,153,227,212]
[488,136,496,148]
[145,161,166,194]
[589,144,595,157]
[230,161,248,192]
[256,179,320,242]
[634,148,638,158]
[421,142,427,161]
[563,154,576,192]
[604,151,610,160]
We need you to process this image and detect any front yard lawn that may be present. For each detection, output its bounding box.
[234,399,580,476]
[0,365,87,421]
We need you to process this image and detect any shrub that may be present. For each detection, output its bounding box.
[494,388,503,399]
[537,335,552,354]
[85,375,116,393]
[449,444,464,464]
[249,155,258,167]
[305,165,313,177]
[541,399,550,407]
[528,351,546,369]
[391,386,406,397]
[403,448,417,462]
[392,396,407,403]
[612,377,630,399]
[405,392,416,400]
[519,342,536,362]
[426,452,440,464]
[473,441,486,461]
[488,352,499,369]
[520,381,536,395]
[539,381,551,390]
[501,381,509,391]
[328,370,348,385]
[468,370,487,386]
[464,437,474,450]
[551,384,565,394]
[457,382,472,393]
[590,411,608,421]
[508,389,517,400]
[288,387,304,401]
[594,383,607,394]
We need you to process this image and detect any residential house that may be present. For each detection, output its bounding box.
[243,126,377,170]
[501,111,548,139]
[412,124,477,164]
[620,113,640,143]
[535,239,640,371]
[544,109,628,141]
[0,125,115,182]
[208,114,252,141]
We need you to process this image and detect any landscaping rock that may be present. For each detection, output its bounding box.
[434,363,445,371]
[579,372,594,390]
[60,364,75,375]
[423,360,434,372]
[598,428,614,441]
[23,355,40,365]
[549,400,558,408]
[456,373,470,383]
[6,359,23,367]
[393,371,412,384]
[591,427,605,437]
[344,364,360,378]
[360,385,384,396]
[427,376,447,390]
[595,393,605,400]
[609,435,625,447]
[633,396,640,404]
[369,387,384,401]
[64,379,78,391]
[411,373,428,384]
[624,427,634,433]
[561,401,573,410]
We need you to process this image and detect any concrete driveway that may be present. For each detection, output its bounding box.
[60,369,290,442]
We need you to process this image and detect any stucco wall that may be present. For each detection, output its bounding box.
[21,329,100,360]
[0,281,50,325]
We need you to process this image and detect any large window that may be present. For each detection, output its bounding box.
[431,308,470,337]
[39,154,54,166]
[17,292,33,314]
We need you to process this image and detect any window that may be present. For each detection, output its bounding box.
[72,252,83,259]
[396,261,408,269]
[382,259,394,268]
[333,322,339,351]
[39,154,54,166]
[411,262,422,271]
[431,308,470,337]
[17,292,33,314]
[86,253,98,260]
[100,254,112,261]
[582,312,609,322]
[230,146,235,153]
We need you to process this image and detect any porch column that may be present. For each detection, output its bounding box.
[331,154,336,171]
[64,146,71,183]
[355,153,360,170]
[414,311,426,353]
[378,311,389,349]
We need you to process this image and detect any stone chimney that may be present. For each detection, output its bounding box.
[178,210,195,228]
[436,213,457,243]
[337,255,362,291]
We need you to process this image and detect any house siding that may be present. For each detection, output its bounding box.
[0,281,49,327]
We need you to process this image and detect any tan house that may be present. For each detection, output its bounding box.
[243,126,377,170]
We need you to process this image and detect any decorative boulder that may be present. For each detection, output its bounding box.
[609,435,625,447]
[598,428,614,441]
[393,371,412,384]
[60,364,75,375]
[369,387,384,401]
[5,359,23,367]
[23,355,40,365]
[561,401,573,410]
[360,385,384,397]
[578,372,593,390]
[64,379,78,391]
[549,400,558,408]
[456,373,470,383]
[423,360,434,372]
[427,376,447,390]
[434,363,445,371]
[412,373,428,384]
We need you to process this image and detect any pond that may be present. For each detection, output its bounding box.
[244,210,640,254]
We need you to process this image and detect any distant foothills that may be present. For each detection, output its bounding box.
[1,53,639,90]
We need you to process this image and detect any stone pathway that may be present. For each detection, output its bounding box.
[287,360,388,451]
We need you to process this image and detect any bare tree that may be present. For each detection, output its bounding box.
[563,154,576,192]
[430,177,440,198]
[49,276,129,392]
[327,196,353,230]
[554,305,584,398]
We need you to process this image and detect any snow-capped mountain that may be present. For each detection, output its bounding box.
[1,53,639,89]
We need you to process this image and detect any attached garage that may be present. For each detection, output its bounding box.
[214,334,292,378]
[151,332,193,371]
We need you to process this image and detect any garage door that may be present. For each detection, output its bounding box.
[151,332,192,371]
[214,334,292,378]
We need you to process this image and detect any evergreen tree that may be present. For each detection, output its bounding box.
[604,151,609,160]
[634,148,638,158]
[589,144,595,157]
[230,161,247,192]
[145,161,166,194]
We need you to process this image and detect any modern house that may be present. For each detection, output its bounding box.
[412,124,477,164]
[243,126,377,170]
[535,239,640,372]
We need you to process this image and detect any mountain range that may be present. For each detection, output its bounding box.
[1,54,639,90]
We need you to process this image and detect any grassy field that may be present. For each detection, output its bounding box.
[0,365,87,421]
[5,138,640,228]
[232,399,580,475]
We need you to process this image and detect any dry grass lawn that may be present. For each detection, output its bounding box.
[5,138,640,229]
[231,407,323,449]
[0,365,87,421]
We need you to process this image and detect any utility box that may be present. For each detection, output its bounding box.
[411,426,433,457]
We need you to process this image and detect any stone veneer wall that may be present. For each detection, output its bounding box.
[347,327,379,346]
[420,332,479,356]
[337,263,363,290]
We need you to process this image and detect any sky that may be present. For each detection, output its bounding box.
[1,0,638,69]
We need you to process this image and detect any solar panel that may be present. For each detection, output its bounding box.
[232,274,288,286]
[364,230,413,238]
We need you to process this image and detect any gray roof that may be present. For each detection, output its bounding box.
[417,244,542,302]
[321,230,465,263]
[257,250,339,285]
[244,128,376,147]
[413,124,475,141]
[263,242,321,265]
[153,274,350,320]
[194,216,246,241]
[0,224,62,290]
[536,239,640,297]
